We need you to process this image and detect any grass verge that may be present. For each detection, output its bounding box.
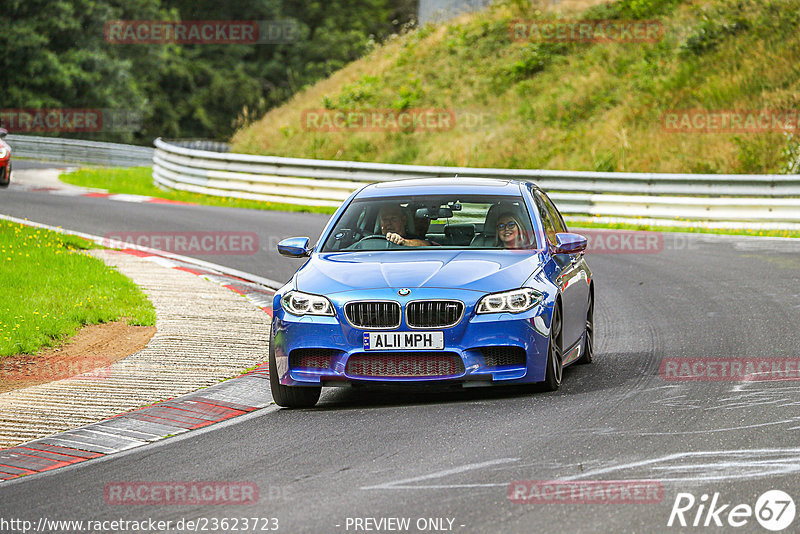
[59,167,337,215]
[0,220,156,357]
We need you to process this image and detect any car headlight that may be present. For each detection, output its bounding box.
[476,288,544,314]
[281,291,335,316]
[0,147,8,159]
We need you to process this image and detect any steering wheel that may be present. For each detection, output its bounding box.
[348,235,403,250]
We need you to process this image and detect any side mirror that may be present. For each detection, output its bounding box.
[554,233,587,255]
[277,237,312,257]
[0,128,7,139]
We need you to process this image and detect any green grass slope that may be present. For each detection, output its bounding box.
[0,221,155,357]
[231,0,800,174]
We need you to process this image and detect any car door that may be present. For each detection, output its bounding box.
[534,191,587,351]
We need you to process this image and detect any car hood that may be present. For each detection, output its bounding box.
[295,250,546,295]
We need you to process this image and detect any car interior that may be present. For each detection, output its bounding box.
[323,197,536,251]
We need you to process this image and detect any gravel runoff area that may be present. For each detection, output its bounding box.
[0,249,272,449]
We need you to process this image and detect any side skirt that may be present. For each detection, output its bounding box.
[561,337,583,367]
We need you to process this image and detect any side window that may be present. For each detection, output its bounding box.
[534,194,557,247]
[538,191,567,233]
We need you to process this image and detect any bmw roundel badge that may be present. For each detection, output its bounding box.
[398,288,411,296]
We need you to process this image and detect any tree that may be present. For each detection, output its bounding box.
[0,0,415,143]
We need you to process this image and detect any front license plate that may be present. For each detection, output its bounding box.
[364,331,444,351]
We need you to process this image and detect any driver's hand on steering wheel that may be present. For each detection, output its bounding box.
[385,232,406,246]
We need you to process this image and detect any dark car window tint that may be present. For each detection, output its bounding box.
[537,191,567,233]
[321,194,536,251]
[534,194,557,246]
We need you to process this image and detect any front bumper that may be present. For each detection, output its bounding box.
[272,288,553,388]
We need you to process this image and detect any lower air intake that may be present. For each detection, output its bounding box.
[346,352,465,378]
[481,347,526,368]
[291,349,335,370]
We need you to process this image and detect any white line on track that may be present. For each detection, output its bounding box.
[362,458,519,490]
[361,448,800,490]
[561,448,800,483]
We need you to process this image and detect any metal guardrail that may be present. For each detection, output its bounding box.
[165,139,231,153]
[7,134,796,225]
[6,134,153,167]
[153,138,800,223]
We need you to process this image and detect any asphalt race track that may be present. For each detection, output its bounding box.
[2,171,800,533]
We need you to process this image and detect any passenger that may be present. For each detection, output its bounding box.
[494,212,527,249]
[378,206,431,247]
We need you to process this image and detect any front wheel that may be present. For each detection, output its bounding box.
[268,329,321,408]
[541,304,563,391]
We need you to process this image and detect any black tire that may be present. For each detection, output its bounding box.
[542,303,563,391]
[268,329,321,408]
[576,291,594,365]
[0,164,9,188]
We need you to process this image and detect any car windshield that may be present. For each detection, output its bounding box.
[321,194,537,252]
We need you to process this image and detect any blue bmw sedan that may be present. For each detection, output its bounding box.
[271,178,594,407]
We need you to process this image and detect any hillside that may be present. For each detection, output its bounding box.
[231,0,800,175]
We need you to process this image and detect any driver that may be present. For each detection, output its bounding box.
[378,206,431,247]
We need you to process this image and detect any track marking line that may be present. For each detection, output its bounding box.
[362,458,519,490]
[562,448,800,483]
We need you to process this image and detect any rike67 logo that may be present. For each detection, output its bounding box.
[668,490,796,531]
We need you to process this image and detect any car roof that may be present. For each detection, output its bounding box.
[355,177,536,198]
